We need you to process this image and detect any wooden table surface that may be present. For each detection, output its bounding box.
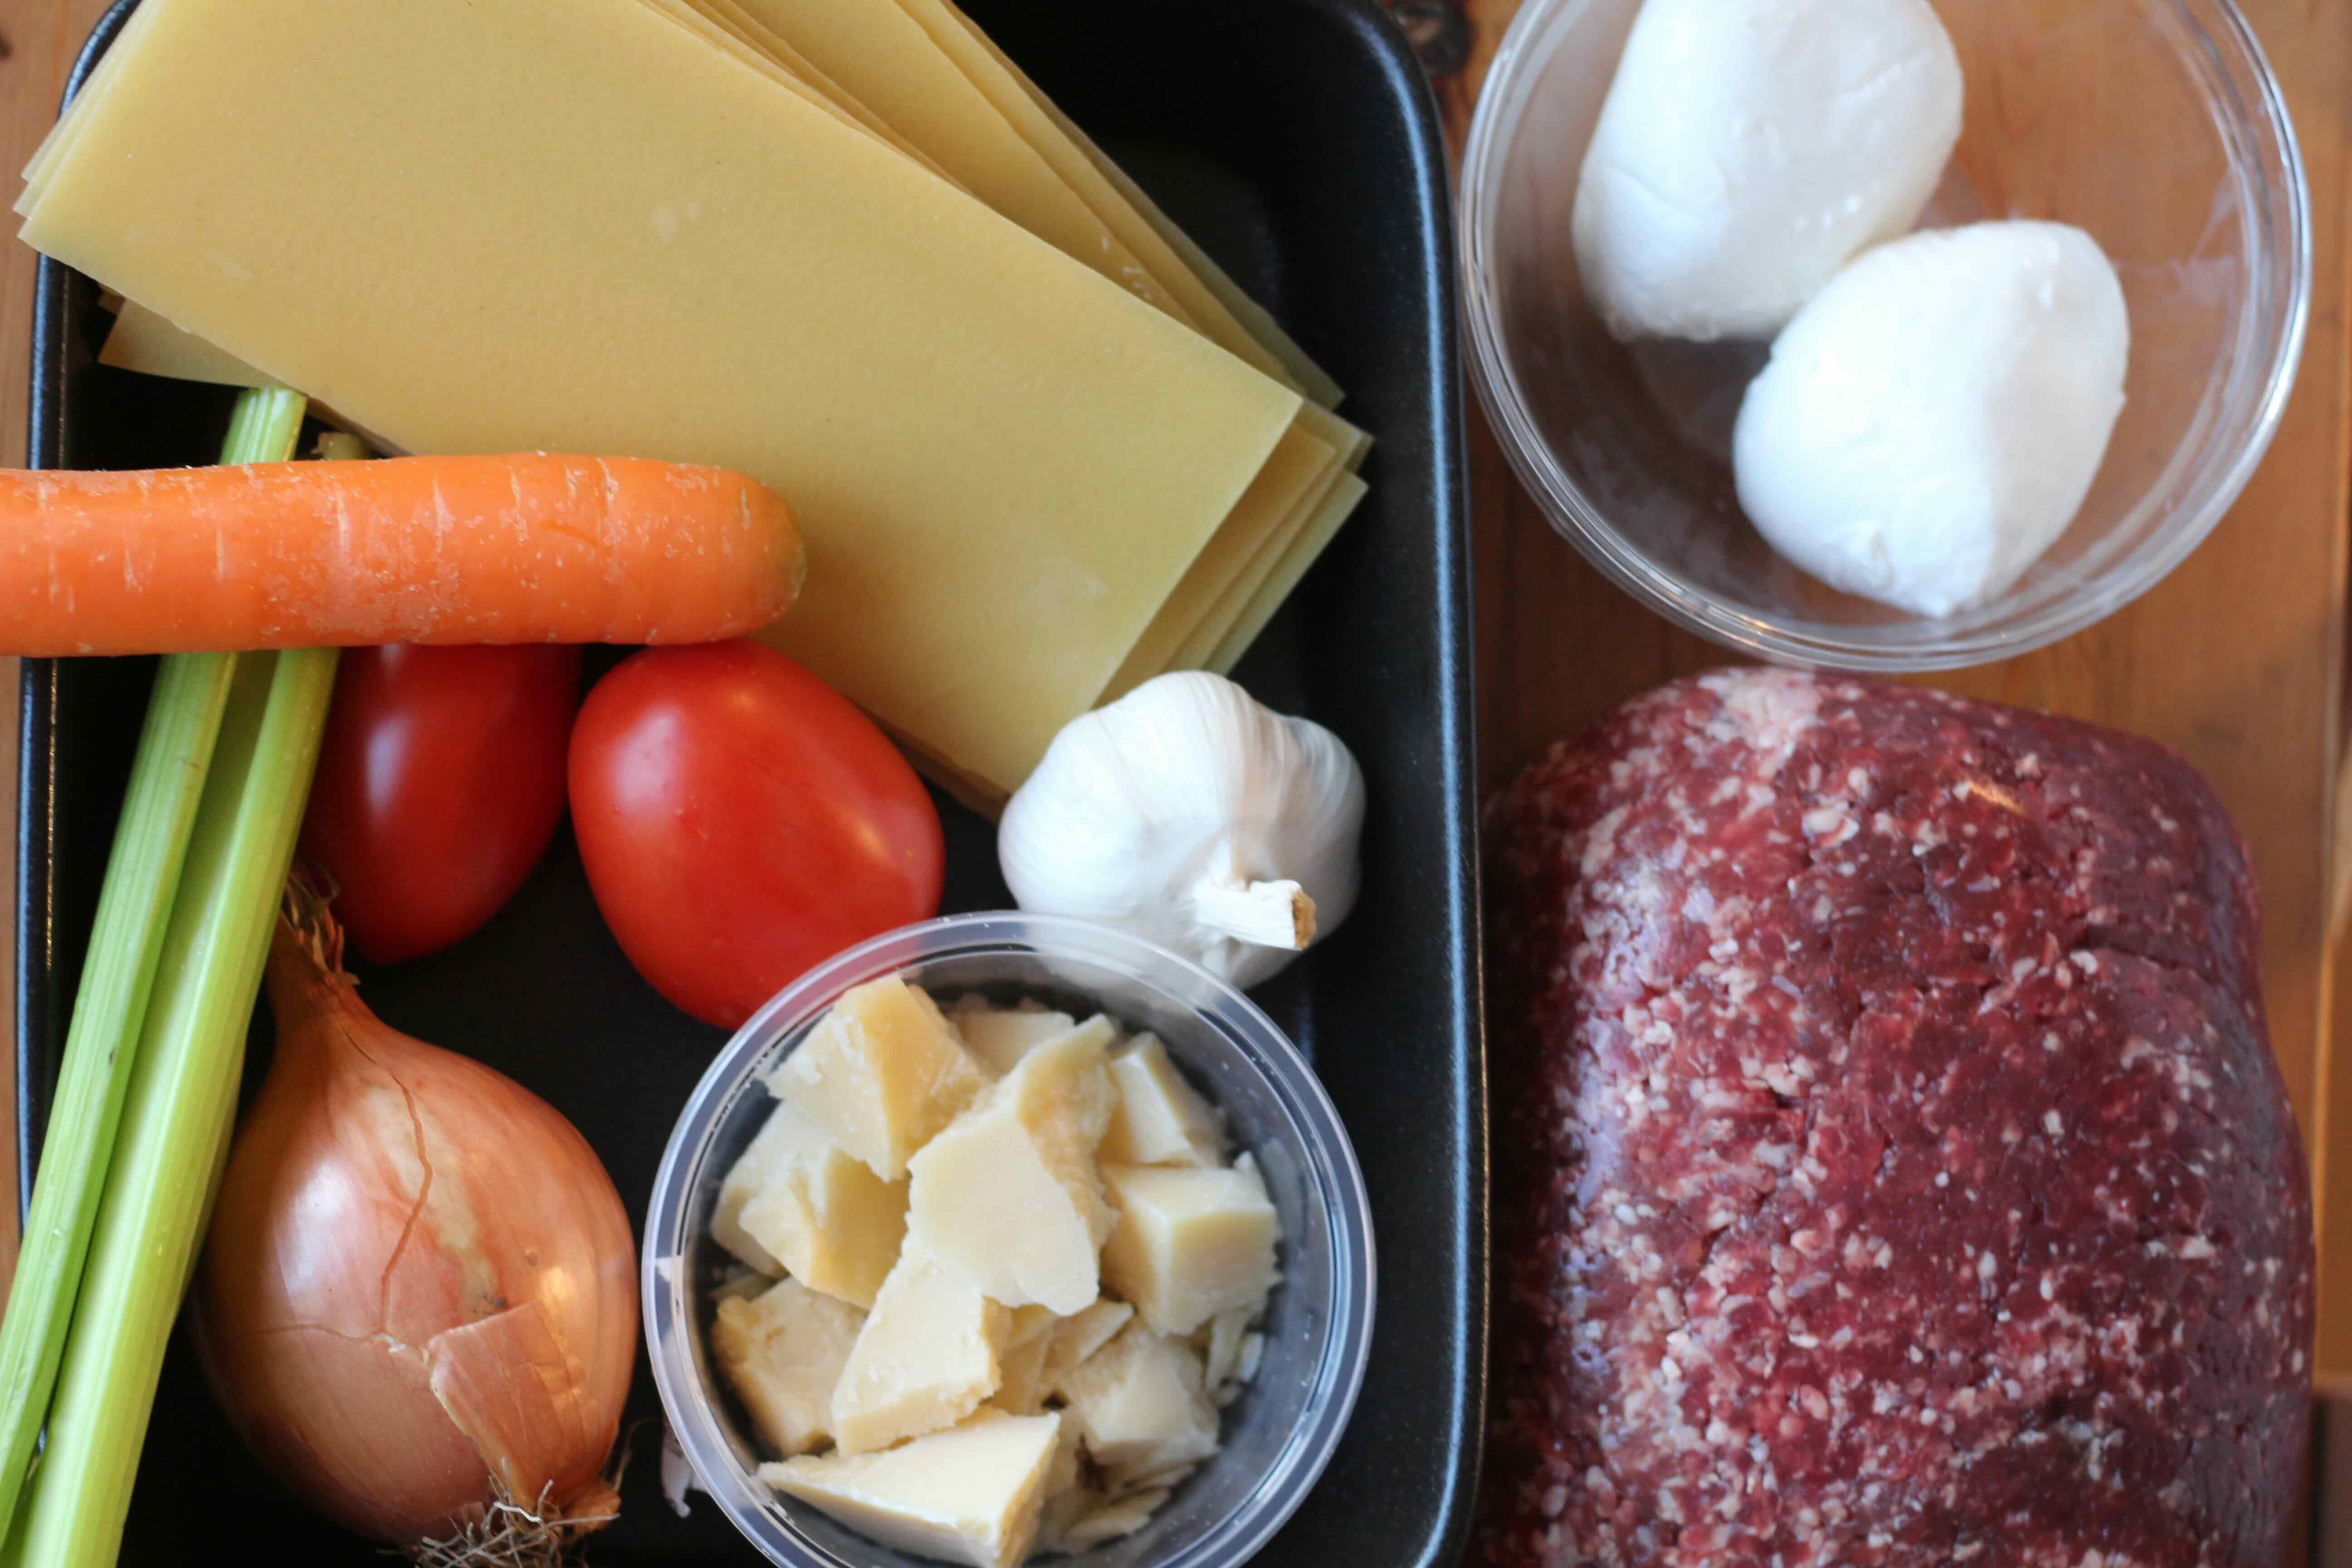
[0,0,2345,1551]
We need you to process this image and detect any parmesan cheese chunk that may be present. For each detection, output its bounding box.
[949,999,1081,1079]
[712,1278,866,1457]
[1099,1163,1283,1336]
[773,978,989,1181]
[1041,1299,1135,1396]
[730,1100,909,1308]
[1056,1322,1220,1480]
[761,1409,1062,1568]
[993,1309,1058,1416]
[906,1019,1117,1313]
[1098,1034,1225,1167]
[831,1244,1010,1454]
[712,1096,816,1276]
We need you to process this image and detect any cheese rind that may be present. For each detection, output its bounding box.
[832,1243,1011,1454]
[1098,1035,1225,1168]
[761,1409,1062,1568]
[906,1018,1117,1313]
[1098,1163,1283,1336]
[732,1103,911,1309]
[773,979,989,1182]
[1056,1321,1220,1480]
[712,1278,867,1456]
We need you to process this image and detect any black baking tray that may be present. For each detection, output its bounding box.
[15,0,1482,1563]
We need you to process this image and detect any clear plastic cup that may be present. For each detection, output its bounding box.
[643,912,1376,1568]
[1460,0,2311,669]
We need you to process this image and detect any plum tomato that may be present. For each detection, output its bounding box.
[567,639,945,1028]
[299,644,583,965]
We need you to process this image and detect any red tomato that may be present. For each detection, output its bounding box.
[300,645,583,965]
[568,640,944,1029]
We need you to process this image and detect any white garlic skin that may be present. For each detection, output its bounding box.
[1573,0,1963,342]
[999,673,1365,989]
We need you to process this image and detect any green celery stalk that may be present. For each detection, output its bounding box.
[0,385,309,1540]
[11,643,336,1567]
[0,657,234,1531]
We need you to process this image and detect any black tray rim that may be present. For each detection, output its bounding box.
[14,2,1487,1564]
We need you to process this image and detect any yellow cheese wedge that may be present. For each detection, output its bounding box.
[906,1017,1117,1313]
[714,1099,816,1277]
[1056,1320,1220,1479]
[832,1243,1011,1454]
[1098,1163,1283,1336]
[1099,1035,1226,1169]
[1041,1298,1135,1396]
[19,0,1305,795]
[771,979,990,1182]
[991,1328,1055,1417]
[762,1409,1062,1568]
[732,1103,911,1308]
[713,1278,867,1456]
[946,998,1082,1080]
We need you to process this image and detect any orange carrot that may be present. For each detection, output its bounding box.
[0,454,805,656]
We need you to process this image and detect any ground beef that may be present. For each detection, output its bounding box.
[1477,670,2313,1568]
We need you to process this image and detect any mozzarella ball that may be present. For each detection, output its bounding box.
[1732,221,2131,618]
[1573,0,1963,342]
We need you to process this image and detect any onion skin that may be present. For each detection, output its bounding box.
[193,900,637,1546]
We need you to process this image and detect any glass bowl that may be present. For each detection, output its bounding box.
[1459,0,2311,669]
[643,911,1376,1568]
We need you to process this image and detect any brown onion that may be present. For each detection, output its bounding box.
[193,876,636,1559]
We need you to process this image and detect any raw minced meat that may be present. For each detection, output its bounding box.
[1478,669,2313,1568]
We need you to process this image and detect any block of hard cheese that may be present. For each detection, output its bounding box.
[1098,1035,1225,1168]
[906,1017,1118,1313]
[730,1102,910,1308]
[713,1278,866,1456]
[18,0,1303,795]
[762,1409,1062,1568]
[771,979,989,1181]
[1099,1163,1282,1335]
[832,1243,1011,1454]
[947,998,1081,1079]
[1056,1321,1220,1480]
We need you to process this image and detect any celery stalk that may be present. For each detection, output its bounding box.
[12,645,336,1567]
[0,653,233,1532]
[0,385,311,1556]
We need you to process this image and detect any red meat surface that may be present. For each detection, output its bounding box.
[1478,670,2313,1568]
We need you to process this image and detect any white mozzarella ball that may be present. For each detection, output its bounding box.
[1573,0,1964,342]
[1732,221,2131,618]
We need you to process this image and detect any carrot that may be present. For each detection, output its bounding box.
[0,454,805,656]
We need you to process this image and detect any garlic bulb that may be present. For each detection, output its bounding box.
[1000,673,1364,987]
